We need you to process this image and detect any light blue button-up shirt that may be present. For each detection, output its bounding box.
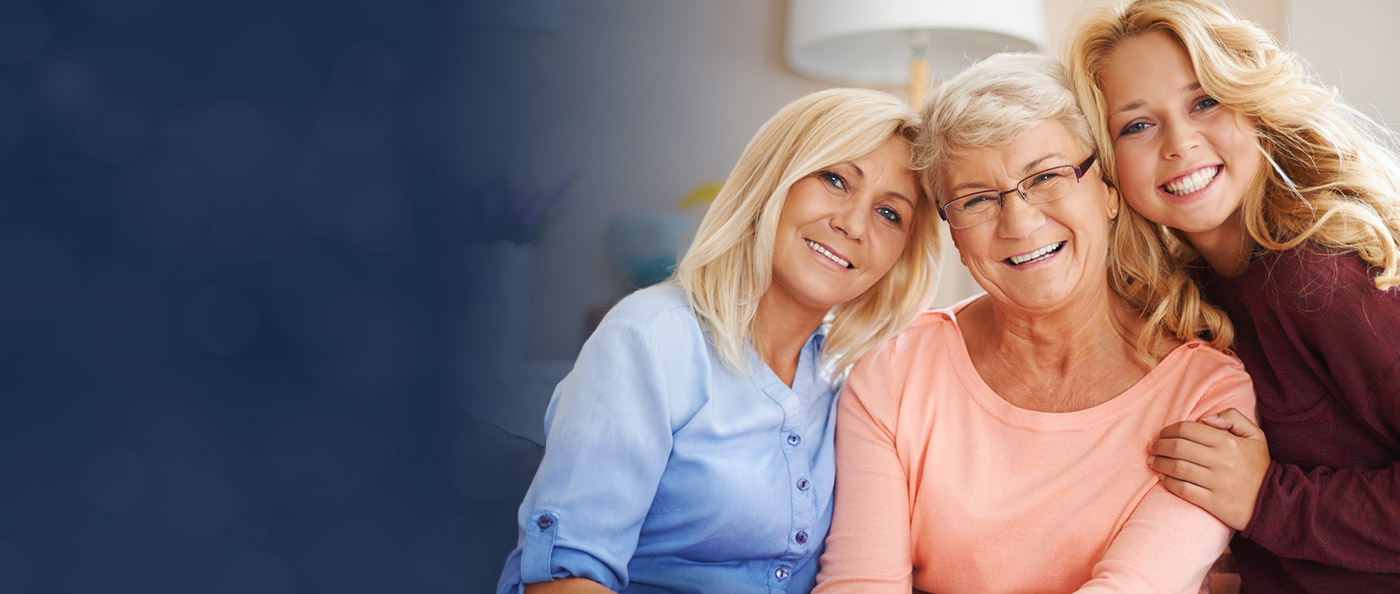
[496,285,838,593]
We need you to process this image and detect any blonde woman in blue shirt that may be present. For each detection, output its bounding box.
[496,88,942,594]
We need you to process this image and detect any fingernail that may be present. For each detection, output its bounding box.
[1204,414,1219,422]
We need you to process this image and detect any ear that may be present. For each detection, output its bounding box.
[1105,183,1121,219]
[947,227,968,266]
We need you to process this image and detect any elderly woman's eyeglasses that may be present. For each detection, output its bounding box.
[938,154,1098,229]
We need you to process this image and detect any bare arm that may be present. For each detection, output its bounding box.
[524,578,614,594]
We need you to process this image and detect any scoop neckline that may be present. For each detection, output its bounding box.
[935,296,1205,431]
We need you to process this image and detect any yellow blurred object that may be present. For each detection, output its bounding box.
[678,181,723,209]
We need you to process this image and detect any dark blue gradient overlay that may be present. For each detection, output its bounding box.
[2,0,531,592]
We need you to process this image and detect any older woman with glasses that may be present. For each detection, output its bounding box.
[813,53,1257,594]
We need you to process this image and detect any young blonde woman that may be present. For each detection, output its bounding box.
[1068,0,1400,590]
[495,88,941,594]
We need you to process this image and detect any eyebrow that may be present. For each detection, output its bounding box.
[1020,153,1063,175]
[1111,81,1205,116]
[886,191,915,210]
[947,152,1067,194]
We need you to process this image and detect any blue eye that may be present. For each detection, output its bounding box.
[818,171,846,190]
[1119,120,1151,136]
[877,206,902,224]
[1194,97,1219,111]
[1027,170,1067,187]
[959,193,998,211]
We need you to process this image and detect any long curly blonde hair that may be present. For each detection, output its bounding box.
[1066,0,1400,350]
[674,88,941,380]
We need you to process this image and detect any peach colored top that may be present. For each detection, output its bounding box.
[815,301,1257,593]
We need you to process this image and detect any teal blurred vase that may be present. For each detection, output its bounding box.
[606,212,693,288]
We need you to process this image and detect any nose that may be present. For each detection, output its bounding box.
[995,190,1045,239]
[830,198,868,239]
[1161,119,1199,160]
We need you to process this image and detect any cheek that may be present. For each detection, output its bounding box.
[1114,145,1162,191]
[873,229,910,270]
[1224,122,1263,163]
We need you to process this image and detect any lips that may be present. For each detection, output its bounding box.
[1005,241,1065,266]
[1161,165,1221,196]
[805,239,852,269]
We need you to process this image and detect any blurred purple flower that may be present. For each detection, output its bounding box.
[464,174,576,244]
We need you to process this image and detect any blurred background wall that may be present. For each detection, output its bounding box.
[4,1,1395,593]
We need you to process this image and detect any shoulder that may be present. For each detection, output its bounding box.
[1259,242,1375,295]
[594,285,704,341]
[863,307,959,367]
[846,307,960,401]
[580,285,711,372]
[603,284,695,325]
[1253,243,1400,323]
[1162,342,1256,419]
[558,285,716,425]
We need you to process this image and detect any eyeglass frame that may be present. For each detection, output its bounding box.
[937,153,1099,229]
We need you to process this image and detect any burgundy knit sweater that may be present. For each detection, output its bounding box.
[1192,243,1400,592]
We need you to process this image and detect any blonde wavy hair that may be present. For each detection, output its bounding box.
[673,88,941,380]
[918,52,1183,361]
[1067,0,1400,350]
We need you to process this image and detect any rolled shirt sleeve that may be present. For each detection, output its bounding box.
[505,308,686,590]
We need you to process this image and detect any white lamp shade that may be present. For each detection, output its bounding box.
[787,0,1047,85]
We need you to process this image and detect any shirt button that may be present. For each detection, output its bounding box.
[775,567,790,580]
[796,478,810,491]
[536,514,554,530]
[795,530,809,544]
[787,433,801,446]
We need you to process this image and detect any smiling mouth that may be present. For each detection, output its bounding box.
[805,239,852,269]
[1006,241,1065,266]
[1162,165,1221,196]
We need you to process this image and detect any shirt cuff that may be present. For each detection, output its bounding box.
[519,509,624,590]
[1240,461,1283,544]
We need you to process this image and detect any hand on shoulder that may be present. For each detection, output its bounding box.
[1148,408,1270,530]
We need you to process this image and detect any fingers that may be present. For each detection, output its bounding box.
[1148,452,1209,486]
[1199,408,1266,442]
[1159,474,1212,509]
[1148,435,1214,467]
[1157,420,1231,448]
[1151,410,1273,531]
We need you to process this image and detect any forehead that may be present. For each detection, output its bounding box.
[847,136,920,193]
[1100,31,1195,104]
[848,135,914,171]
[940,120,1079,191]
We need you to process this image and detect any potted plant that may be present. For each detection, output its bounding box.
[461,174,575,363]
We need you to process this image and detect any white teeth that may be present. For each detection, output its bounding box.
[1008,242,1064,265]
[1164,166,1220,196]
[805,239,850,268]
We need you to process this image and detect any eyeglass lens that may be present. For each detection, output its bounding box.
[944,165,1080,228]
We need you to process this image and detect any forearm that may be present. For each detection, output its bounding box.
[1077,485,1231,594]
[524,577,614,594]
[1243,460,1400,572]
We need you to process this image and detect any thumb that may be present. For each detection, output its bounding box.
[1200,408,1264,440]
